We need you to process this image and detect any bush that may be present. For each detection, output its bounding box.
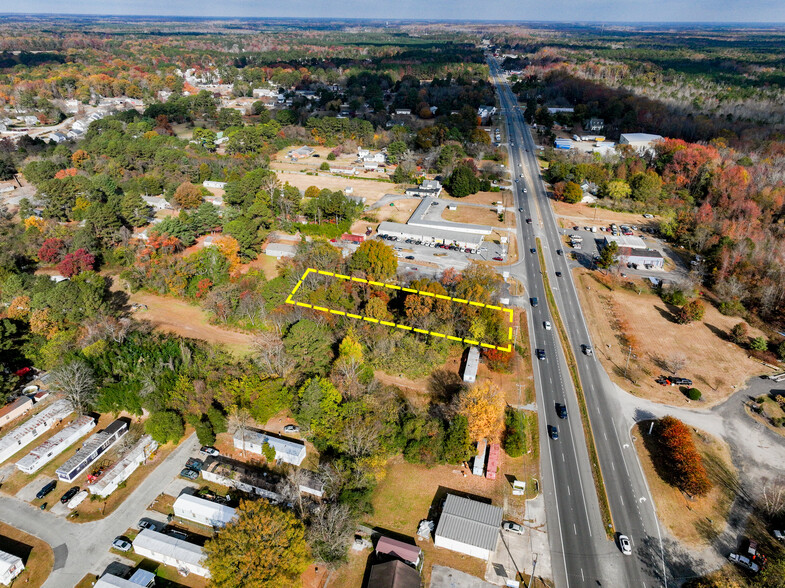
[718,300,745,317]
[502,408,526,458]
[729,322,748,345]
[661,289,687,306]
[326,152,336,161]
[656,416,712,496]
[686,388,702,401]
[319,162,330,171]
[750,336,769,352]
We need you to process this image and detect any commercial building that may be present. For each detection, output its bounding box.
[367,560,420,588]
[618,247,665,269]
[0,400,73,464]
[619,133,663,154]
[0,396,33,427]
[434,494,503,560]
[132,529,210,578]
[56,419,128,482]
[89,435,158,497]
[233,429,306,466]
[200,457,283,502]
[377,222,485,251]
[173,494,237,529]
[604,235,647,250]
[462,346,481,383]
[0,550,24,585]
[16,415,95,474]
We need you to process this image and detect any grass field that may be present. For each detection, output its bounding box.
[442,205,513,228]
[0,522,53,587]
[574,270,767,406]
[271,168,398,205]
[634,422,738,546]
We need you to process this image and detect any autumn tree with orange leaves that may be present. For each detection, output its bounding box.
[459,382,506,442]
[656,416,712,497]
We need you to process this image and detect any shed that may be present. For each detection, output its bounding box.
[0,550,23,585]
[472,438,487,477]
[434,494,503,560]
[173,494,237,529]
[94,571,155,588]
[0,396,33,427]
[485,443,500,480]
[367,560,420,588]
[376,536,423,568]
[132,529,209,578]
[463,346,480,383]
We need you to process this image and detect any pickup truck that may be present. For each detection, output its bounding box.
[729,553,760,572]
[568,234,583,242]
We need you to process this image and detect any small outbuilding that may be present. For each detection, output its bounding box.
[376,536,423,569]
[434,494,503,560]
[463,346,480,383]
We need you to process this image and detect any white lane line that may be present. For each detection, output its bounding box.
[567,485,571,496]
[574,523,577,535]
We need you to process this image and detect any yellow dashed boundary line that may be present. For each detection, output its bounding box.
[286,268,515,352]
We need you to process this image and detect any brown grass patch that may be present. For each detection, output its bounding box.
[0,522,54,587]
[442,206,514,228]
[269,167,397,206]
[574,269,766,406]
[552,200,660,229]
[634,422,738,546]
[442,189,512,206]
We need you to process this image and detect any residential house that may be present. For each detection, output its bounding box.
[288,146,315,160]
[0,550,24,585]
[233,429,306,466]
[23,116,39,126]
[472,438,487,477]
[141,196,170,211]
[433,494,503,560]
[202,180,226,189]
[49,132,67,144]
[367,560,420,588]
[55,419,128,482]
[264,242,297,259]
[394,108,412,116]
[0,396,33,428]
[173,494,237,529]
[16,415,95,474]
[0,400,73,464]
[132,529,210,578]
[376,536,423,569]
[462,346,480,384]
[89,435,158,497]
[200,457,283,502]
[298,470,325,498]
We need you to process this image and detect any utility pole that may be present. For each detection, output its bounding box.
[624,344,633,379]
[527,553,538,588]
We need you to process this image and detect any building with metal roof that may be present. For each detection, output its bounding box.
[619,133,663,154]
[434,494,503,560]
[377,222,485,250]
[173,494,237,529]
[463,346,481,383]
[94,569,155,588]
[0,399,72,465]
[604,234,647,250]
[89,435,158,497]
[200,457,283,502]
[367,560,421,588]
[375,536,423,569]
[233,429,306,466]
[0,550,23,585]
[16,415,95,474]
[56,419,128,482]
[132,529,209,578]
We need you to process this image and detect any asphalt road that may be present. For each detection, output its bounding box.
[489,59,667,588]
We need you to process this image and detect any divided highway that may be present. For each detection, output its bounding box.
[489,58,667,588]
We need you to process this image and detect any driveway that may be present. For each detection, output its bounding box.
[0,433,199,588]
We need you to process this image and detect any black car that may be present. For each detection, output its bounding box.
[556,249,563,255]
[673,378,693,386]
[526,218,532,224]
[555,271,562,277]
[530,297,538,307]
[556,403,567,419]
[60,486,79,504]
[530,247,536,253]
[548,425,559,440]
[536,349,546,360]
[405,255,415,260]
[36,480,56,500]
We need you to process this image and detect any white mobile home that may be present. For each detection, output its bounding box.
[132,529,210,578]
[0,550,24,585]
[16,415,95,474]
[173,494,237,529]
[89,435,158,497]
[233,429,306,466]
[0,400,73,464]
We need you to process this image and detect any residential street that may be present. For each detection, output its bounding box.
[0,433,199,588]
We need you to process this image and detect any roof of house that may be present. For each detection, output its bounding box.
[174,494,237,526]
[0,550,23,573]
[464,346,481,380]
[376,536,422,565]
[235,429,306,461]
[132,529,206,567]
[129,569,157,586]
[367,560,421,588]
[435,494,503,551]
[94,573,141,588]
[0,395,33,418]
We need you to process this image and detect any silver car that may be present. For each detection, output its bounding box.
[618,534,632,555]
[502,521,524,535]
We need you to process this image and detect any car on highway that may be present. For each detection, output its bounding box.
[502,521,524,534]
[548,425,559,440]
[405,255,415,260]
[526,218,532,224]
[139,520,159,532]
[112,538,132,552]
[555,271,562,277]
[582,344,593,356]
[556,403,567,419]
[520,174,524,178]
[530,297,538,307]
[618,534,632,555]
[556,249,562,255]
[530,247,536,253]
[200,446,220,457]
[60,486,79,504]
[36,481,56,500]
[493,256,503,261]
[544,321,552,330]
[536,349,546,361]
[519,207,524,212]
[523,188,527,193]
[180,468,198,480]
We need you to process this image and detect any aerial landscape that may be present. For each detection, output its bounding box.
[0,3,785,588]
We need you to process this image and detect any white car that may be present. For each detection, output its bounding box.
[618,535,632,555]
[112,538,132,552]
[774,529,785,541]
[544,321,552,330]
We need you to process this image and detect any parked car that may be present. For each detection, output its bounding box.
[36,481,56,500]
[556,403,567,419]
[185,458,204,471]
[200,446,220,457]
[283,424,300,433]
[180,468,198,480]
[112,538,132,552]
[536,349,546,361]
[60,486,79,504]
[405,255,415,260]
[673,378,693,386]
[544,321,552,330]
[502,521,524,534]
[139,520,159,532]
[618,534,632,555]
[548,425,559,440]
[493,256,503,261]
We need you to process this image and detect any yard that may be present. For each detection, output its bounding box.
[270,167,399,206]
[442,206,515,228]
[574,269,767,406]
[0,522,54,588]
[634,422,738,547]
[442,189,512,207]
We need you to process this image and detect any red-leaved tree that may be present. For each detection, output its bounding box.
[57,248,95,277]
[38,238,66,264]
[656,416,712,496]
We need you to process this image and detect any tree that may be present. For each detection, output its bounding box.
[173,181,203,209]
[656,416,711,497]
[145,411,185,444]
[57,248,95,277]
[319,162,330,171]
[729,322,748,345]
[51,359,96,416]
[630,171,662,203]
[217,108,243,130]
[228,406,252,457]
[502,408,526,457]
[458,382,505,442]
[677,299,705,324]
[0,156,17,181]
[349,240,397,279]
[296,377,343,446]
[261,440,276,463]
[204,500,309,588]
[663,352,688,375]
[441,414,473,463]
[38,238,66,263]
[308,503,354,563]
[444,164,481,198]
[597,241,618,270]
[283,319,334,377]
[750,336,769,352]
[605,179,631,201]
[686,388,702,400]
[562,181,583,204]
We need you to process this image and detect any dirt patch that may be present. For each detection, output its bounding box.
[241,254,283,280]
[0,522,54,588]
[357,198,421,227]
[442,190,512,206]
[272,169,397,206]
[634,422,738,547]
[552,200,659,230]
[442,206,513,228]
[574,269,766,406]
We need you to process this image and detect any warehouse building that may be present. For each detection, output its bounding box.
[377,221,485,250]
[434,494,503,560]
[604,234,647,250]
[132,529,209,578]
[56,419,128,482]
[16,415,95,474]
[233,429,306,466]
[618,247,665,269]
[173,494,237,529]
[0,400,72,464]
[619,133,663,154]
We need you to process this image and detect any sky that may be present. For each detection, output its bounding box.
[2,0,785,23]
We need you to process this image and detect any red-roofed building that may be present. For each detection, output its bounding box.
[375,536,423,569]
[486,443,500,480]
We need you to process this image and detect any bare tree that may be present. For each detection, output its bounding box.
[51,359,96,416]
[253,332,295,381]
[657,352,688,376]
[760,477,785,515]
[228,406,252,458]
[308,502,355,564]
[342,413,382,458]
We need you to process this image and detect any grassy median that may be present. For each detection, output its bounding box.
[536,238,614,539]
